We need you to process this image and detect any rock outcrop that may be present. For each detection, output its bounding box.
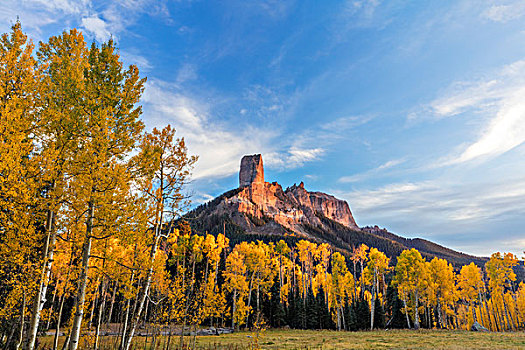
[214,154,358,236]
[470,321,489,332]
[239,154,264,187]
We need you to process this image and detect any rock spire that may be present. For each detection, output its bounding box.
[239,154,264,187]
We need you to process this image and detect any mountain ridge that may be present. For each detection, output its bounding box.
[184,154,517,274]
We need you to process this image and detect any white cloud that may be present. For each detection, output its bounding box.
[482,1,525,23]
[339,158,405,183]
[266,147,325,171]
[30,0,90,15]
[81,16,111,42]
[119,51,152,71]
[341,175,525,228]
[423,60,525,164]
[142,80,325,181]
[321,115,376,131]
[456,88,525,163]
[0,0,169,43]
[338,174,525,256]
[176,64,198,84]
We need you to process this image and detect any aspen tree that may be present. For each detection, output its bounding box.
[364,248,390,330]
[122,125,196,350]
[330,252,352,331]
[486,252,518,331]
[26,25,91,350]
[0,22,41,348]
[427,258,455,328]
[224,250,249,330]
[57,35,145,350]
[354,244,369,298]
[393,249,427,329]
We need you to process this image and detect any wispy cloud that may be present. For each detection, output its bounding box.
[339,158,406,183]
[0,0,170,43]
[321,115,376,132]
[266,147,325,171]
[81,15,110,41]
[414,60,525,165]
[176,64,198,84]
[142,80,327,181]
[119,51,153,71]
[482,1,525,23]
[143,80,271,180]
[338,176,525,255]
[347,178,525,223]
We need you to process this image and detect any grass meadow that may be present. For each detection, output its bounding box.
[41,329,525,349]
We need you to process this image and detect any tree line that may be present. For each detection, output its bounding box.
[1,22,525,350]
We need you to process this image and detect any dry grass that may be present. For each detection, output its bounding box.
[196,329,525,350]
[40,329,525,349]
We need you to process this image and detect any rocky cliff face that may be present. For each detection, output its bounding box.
[209,154,358,236]
[239,154,264,187]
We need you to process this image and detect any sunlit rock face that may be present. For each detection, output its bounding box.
[239,154,264,187]
[216,154,358,236]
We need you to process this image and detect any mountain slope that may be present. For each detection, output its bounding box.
[184,154,519,275]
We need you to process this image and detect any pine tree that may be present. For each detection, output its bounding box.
[373,296,386,329]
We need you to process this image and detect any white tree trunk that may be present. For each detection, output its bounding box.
[69,201,94,350]
[26,209,56,350]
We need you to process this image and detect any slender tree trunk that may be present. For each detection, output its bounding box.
[26,209,56,350]
[46,285,57,331]
[232,289,237,330]
[478,291,487,328]
[122,227,161,350]
[245,273,255,329]
[279,256,283,292]
[180,254,197,350]
[471,301,477,324]
[490,299,500,331]
[501,292,514,331]
[352,261,357,300]
[166,303,172,350]
[106,281,118,327]
[370,271,376,330]
[15,291,26,350]
[119,298,131,350]
[4,318,17,350]
[256,276,260,315]
[413,290,420,330]
[402,292,411,329]
[69,200,94,350]
[53,247,74,350]
[53,294,66,350]
[94,280,108,350]
[437,299,443,329]
[359,261,364,299]
[88,278,99,329]
[336,302,341,331]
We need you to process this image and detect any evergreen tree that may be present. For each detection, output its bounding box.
[385,285,407,329]
[373,297,386,329]
[357,299,371,330]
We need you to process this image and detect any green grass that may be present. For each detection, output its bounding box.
[40,329,525,349]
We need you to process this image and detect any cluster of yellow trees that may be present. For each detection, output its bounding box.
[0,22,196,350]
[222,240,525,333]
[392,249,525,332]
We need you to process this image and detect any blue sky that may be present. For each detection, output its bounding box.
[3,0,525,257]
